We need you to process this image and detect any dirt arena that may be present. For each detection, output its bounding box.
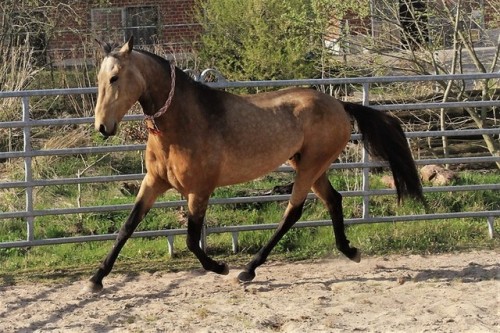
[1,250,498,332]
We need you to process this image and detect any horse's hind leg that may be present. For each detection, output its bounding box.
[238,172,312,282]
[186,193,229,275]
[238,200,305,282]
[85,173,170,293]
[312,173,360,262]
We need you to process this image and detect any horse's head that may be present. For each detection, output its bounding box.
[94,36,145,137]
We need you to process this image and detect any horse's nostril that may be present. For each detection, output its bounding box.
[99,124,110,138]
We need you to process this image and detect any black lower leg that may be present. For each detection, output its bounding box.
[186,215,228,275]
[89,202,146,289]
[328,189,359,261]
[238,201,304,282]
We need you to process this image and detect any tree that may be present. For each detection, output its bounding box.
[0,1,86,92]
[342,0,499,168]
[195,0,369,82]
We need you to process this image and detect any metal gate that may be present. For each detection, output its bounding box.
[0,72,499,253]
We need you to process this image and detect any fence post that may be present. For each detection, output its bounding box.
[487,216,495,239]
[361,83,370,219]
[167,235,175,256]
[22,97,35,244]
[231,231,239,253]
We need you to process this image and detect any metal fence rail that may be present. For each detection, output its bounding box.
[0,73,499,252]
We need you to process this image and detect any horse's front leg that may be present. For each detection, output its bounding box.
[85,173,171,293]
[186,193,229,275]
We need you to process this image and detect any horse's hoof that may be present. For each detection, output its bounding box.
[350,249,361,263]
[237,270,255,283]
[211,262,229,275]
[82,280,103,294]
[218,262,230,275]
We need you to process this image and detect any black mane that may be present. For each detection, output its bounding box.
[133,49,213,92]
[134,49,227,118]
[134,49,174,74]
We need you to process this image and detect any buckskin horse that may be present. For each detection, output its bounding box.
[86,37,424,292]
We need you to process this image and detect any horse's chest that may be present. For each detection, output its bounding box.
[156,157,188,189]
[146,146,213,194]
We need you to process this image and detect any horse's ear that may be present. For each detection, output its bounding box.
[95,39,112,55]
[120,36,134,54]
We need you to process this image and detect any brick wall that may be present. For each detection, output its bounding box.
[40,0,500,65]
[46,0,200,65]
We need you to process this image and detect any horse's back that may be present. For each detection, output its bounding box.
[244,87,349,126]
[242,87,351,147]
[214,88,351,186]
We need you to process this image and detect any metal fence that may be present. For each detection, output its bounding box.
[0,72,499,253]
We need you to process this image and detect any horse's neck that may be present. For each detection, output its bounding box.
[135,52,172,116]
[138,90,156,116]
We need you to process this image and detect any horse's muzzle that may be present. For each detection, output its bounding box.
[98,123,117,138]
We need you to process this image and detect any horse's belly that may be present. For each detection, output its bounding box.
[215,100,305,186]
[216,137,301,186]
[217,158,288,187]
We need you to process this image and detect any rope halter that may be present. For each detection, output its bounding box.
[144,61,176,135]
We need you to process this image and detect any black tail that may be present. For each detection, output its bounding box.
[343,102,424,204]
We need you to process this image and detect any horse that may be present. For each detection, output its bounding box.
[86,36,424,292]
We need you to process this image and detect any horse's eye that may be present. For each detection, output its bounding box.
[110,76,118,84]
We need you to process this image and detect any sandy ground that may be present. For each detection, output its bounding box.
[0,250,498,333]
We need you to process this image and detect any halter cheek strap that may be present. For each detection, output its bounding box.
[144,61,176,135]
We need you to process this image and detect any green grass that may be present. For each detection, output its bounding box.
[1,65,498,285]
[0,169,498,285]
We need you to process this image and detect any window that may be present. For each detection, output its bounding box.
[91,6,159,45]
[125,6,159,45]
[399,1,429,50]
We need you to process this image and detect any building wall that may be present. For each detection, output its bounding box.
[30,0,500,65]
[46,0,199,65]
